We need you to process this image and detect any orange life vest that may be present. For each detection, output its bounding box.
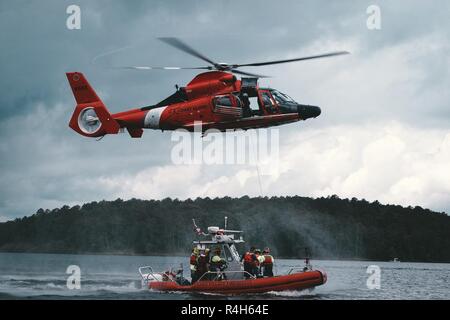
[243,252,254,264]
[263,255,273,264]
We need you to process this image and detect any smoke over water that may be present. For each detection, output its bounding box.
[236,203,350,260]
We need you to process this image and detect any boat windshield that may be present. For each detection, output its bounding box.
[270,90,296,104]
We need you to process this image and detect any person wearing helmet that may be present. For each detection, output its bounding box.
[254,249,264,277]
[209,247,227,280]
[190,247,200,283]
[261,247,275,277]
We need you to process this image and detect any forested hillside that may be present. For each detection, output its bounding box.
[0,196,449,262]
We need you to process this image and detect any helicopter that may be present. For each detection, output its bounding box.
[66,37,348,138]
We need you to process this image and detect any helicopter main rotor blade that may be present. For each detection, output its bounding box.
[158,37,218,66]
[231,69,269,78]
[234,51,350,68]
[119,66,212,70]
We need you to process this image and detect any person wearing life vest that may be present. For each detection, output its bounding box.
[254,249,265,277]
[261,247,275,277]
[241,246,257,279]
[196,249,209,281]
[210,247,227,280]
[190,247,200,283]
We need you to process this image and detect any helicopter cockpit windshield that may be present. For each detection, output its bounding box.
[270,90,297,104]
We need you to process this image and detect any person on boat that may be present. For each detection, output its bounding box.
[190,247,199,283]
[303,256,312,272]
[261,247,275,277]
[210,247,228,280]
[162,270,177,282]
[254,249,265,277]
[303,247,312,272]
[241,246,257,279]
[196,249,210,281]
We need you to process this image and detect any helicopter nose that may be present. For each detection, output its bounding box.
[297,104,321,120]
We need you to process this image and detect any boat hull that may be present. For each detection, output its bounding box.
[148,270,326,294]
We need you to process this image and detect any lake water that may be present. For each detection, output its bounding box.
[0,252,448,300]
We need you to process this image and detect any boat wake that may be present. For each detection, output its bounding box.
[0,276,142,298]
[266,289,316,298]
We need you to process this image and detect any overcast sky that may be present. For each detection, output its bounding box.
[0,0,449,221]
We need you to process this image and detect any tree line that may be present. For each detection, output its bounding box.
[0,195,449,262]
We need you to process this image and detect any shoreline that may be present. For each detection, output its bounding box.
[0,250,449,264]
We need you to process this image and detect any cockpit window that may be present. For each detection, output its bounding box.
[261,92,273,106]
[215,96,233,107]
[271,90,296,104]
[213,95,243,117]
[223,245,234,262]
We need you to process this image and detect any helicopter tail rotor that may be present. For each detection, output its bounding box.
[66,72,120,138]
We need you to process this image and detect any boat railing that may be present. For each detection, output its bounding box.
[196,270,256,282]
[138,265,177,283]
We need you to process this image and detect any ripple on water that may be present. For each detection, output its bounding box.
[0,253,449,300]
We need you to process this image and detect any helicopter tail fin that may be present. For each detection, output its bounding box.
[66,72,102,104]
[66,72,120,138]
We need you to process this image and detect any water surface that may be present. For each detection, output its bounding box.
[0,252,448,299]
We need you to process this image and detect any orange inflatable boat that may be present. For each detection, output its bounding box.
[138,218,327,295]
[144,269,326,294]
